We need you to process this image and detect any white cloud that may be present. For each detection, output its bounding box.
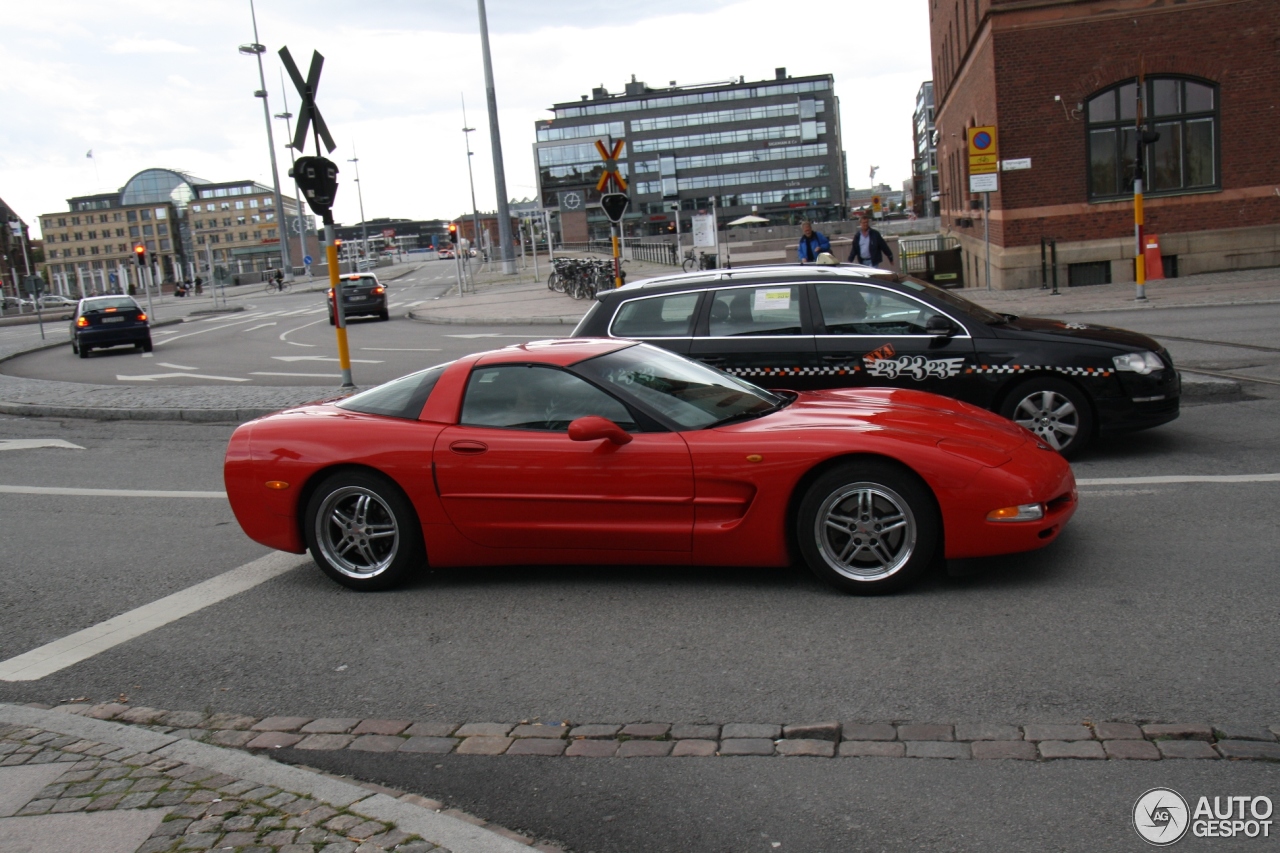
[107,38,198,54]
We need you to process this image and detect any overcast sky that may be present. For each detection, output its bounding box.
[2,0,931,238]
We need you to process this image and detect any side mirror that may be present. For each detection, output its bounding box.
[925,314,957,337]
[568,415,633,446]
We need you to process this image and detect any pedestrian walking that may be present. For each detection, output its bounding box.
[796,220,831,264]
[847,216,895,269]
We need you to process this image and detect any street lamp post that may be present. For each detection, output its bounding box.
[240,0,292,282]
[461,95,484,266]
[347,147,369,270]
[475,0,517,275]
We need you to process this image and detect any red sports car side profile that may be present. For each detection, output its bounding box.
[224,339,1076,594]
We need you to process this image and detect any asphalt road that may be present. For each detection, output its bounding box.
[0,261,574,387]
[0,301,1277,851]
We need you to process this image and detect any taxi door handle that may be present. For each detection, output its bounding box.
[449,440,488,455]
[822,355,855,362]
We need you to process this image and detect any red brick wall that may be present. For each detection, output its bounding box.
[935,0,1280,249]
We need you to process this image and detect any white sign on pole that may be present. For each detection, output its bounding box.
[691,213,717,248]
[970,173,999,193]
[1001,158,1032,171]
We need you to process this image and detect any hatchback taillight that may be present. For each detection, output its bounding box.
[373,286,385,294]
[137,313,147,322]
[76,317,89,328]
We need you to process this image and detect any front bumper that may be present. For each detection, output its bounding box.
[1097,369,1181,433]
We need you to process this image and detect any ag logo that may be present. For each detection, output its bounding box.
[1134,788,1189,846]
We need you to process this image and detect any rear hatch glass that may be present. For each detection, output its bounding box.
[81,299,145,325]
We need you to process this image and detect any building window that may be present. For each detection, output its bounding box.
[235,201,245,210]
[155,208,167,219]
[142,225,154,236]
[71,216,80,225]
[160,239,171,251]
[240,231,249,241]
[90,246,99,255]
[158,224,169,236]
[197,236,206,245]
[58,217,66,227]
[1086,76,1218,200]
[87,230,97,239]
[126,210,137,222]
[249,199,258,208]
[73,232,83,241]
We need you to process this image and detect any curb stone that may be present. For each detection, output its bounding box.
[20,702,1279,764]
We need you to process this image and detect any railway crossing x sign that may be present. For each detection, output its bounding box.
[279,47,336,154]
[594,139,627,193]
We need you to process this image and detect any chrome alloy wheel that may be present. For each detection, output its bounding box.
[1012,390,1079,451]
[314,486,401,579]
[814,483,917,582]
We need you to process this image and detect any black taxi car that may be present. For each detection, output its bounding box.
[70,295,152,358]
[328,273,388,324]
[571,265,1180,457]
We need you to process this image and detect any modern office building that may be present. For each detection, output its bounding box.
[533,69,847,243]
[912,82,937,219]
[932,0,1280,289]
[334,218,452,254]
[40,168,312,294]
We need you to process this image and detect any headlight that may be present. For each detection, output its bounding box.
[1112,351,1165,375]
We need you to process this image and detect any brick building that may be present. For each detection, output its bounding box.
[932,0,1280,289]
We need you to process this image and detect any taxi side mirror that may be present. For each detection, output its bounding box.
[925,315,957,337]
[568,416,633,446]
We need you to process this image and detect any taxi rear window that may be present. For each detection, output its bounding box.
[610,292,700,338]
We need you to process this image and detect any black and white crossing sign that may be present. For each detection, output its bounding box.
[279,47,336,154]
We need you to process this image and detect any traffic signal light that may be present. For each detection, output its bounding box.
[447,222,458,242]
[133,244,146,266]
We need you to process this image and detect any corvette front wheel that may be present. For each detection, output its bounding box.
[304,470,424,591]
[797,461,938,595]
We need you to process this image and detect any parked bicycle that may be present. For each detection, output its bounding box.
[682,249,717,273]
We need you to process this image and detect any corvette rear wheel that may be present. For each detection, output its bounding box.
[1000,377,1092,459]
[797,461,938,595]
[304,470,424,591]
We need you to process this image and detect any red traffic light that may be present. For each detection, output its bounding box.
[134,244,145,256]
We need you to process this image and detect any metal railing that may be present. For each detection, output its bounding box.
[898,235,959,275]
[629,241,680,266]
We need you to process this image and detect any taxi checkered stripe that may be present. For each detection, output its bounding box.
[727,365,863,377]
[966,365,1114,377]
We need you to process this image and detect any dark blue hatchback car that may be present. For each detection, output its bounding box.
[70,295,152,358]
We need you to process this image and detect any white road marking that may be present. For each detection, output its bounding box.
[242,322,279,333]
[156,314,284,346]
[272,355,384,363]
[359,347,441,352]
[280,318,327,346]
[1077,474,1280,486]
[157,362,198,370]
[0,440,85,452]
[116,372,250,382]
[0,484,225,498]
[0,551,302,681]
[250,371,342,378]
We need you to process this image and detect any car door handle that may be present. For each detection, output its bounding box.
[449,440,488,455]
[822,355,855,363]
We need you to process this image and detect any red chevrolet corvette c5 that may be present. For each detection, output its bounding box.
[224,339,1076,594]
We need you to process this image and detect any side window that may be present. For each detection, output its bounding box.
[708,285,802,336]
[461,365,638,432]
[336,363,448,420]
[815,284,940,335]
[611,292,700,338]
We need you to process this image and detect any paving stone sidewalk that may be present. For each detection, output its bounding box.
[35,702,1280,765]
[0,704,560,853]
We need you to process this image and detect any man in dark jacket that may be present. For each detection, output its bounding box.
[797,220,831,264]
[847,216,894,268]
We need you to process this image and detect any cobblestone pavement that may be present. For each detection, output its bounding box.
[30,701,1280,764]
[0,705,561,853]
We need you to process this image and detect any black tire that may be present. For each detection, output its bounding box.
[328,312,336,326]
[303,470,425,591]
[796,460,939,595]
[378,310,390,321]
[142,338,153,353]
[999,376,1093,459]
[547,272,558,291]
[77,341,89,359]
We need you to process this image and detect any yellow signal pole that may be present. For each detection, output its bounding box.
[1134,69,1148,302]
[325,223,354,386]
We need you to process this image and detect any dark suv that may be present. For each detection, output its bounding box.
[329,273,388,323]
[571,265,1180,457]
[71,295,151,358]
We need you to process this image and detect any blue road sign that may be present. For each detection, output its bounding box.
[303,255,313,265]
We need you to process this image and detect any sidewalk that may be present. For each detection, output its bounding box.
[0,703,553,853]
[0,261,1275,422]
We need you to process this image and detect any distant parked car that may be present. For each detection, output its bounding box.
[38,294,78,310]
[438,249,455,260]
[70,295,151,357]
[328,273,388,324]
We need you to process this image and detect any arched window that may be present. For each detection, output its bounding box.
[1086,77,1218,200]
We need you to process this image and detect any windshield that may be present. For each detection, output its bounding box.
[898,278,1005,325]
[574,344,782,429]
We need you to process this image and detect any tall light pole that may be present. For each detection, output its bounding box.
[476,0,516,275]
[275,72,309,278]
[239,0,292,281]
[347,146,368,269]
[461,95,483,264]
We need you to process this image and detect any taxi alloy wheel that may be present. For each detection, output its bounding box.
[796,460,939,595]
[1001,377,1093,459]
[304,470,424,591]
